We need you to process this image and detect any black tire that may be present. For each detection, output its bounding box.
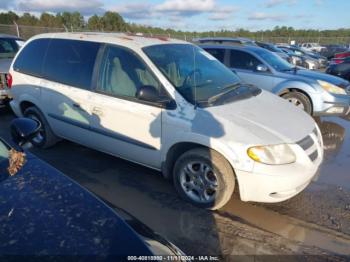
[24,106,59,148]
[281,91,312,115]
[173,148,235,210]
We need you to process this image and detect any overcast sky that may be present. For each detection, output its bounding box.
[0,0,349,31]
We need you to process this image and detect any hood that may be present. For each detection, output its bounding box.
[194,90,315,145]
[0,154,154,256]
[0,58,12,73]
[293,69,350,87]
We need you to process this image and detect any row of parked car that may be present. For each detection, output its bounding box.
[0,32,349,256]
[195,37,350,115]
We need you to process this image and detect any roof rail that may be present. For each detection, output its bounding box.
[193,37,257,46]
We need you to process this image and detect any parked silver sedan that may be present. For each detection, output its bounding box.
[202,44,350,116]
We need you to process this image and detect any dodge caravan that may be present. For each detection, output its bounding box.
[9,33,324,209]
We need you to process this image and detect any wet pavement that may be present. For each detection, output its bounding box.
[1,108,350,260]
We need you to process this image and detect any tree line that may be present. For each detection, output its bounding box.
[0,11,349,39]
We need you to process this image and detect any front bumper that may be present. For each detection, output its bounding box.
[312,90,350,116]
[236,168,317,203]
[236,127,323,203]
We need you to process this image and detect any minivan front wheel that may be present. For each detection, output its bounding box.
[173,148,235,210]
[282,91,312,115]
[24,107,59,148]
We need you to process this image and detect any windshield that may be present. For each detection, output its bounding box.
[266,44,282,52]
[244,41,258,46]
[143,44,241,105]
[0,38,20,59]
[292,48,306,55]
[252,48,294,72]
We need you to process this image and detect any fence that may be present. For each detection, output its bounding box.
[0,23,349,45]
[0,24,65,39]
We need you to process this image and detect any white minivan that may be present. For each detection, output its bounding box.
[9,33,324,209]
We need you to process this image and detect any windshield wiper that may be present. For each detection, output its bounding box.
[207,82,241,104]
[280,66,298,72]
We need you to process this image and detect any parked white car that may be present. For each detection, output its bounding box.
[9,33,324,209]
[299,43,325,53]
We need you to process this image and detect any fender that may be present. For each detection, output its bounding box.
[161,131,253,174]
[272,79,324,110]
[272,79,320,96]
[17,93,43,115]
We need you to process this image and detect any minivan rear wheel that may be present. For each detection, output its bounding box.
[282,91,312,115]
[173,148,235,210]
[24,106,59,148]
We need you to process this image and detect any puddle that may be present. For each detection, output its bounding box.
[221,198,350,255]
[315,116,350,189]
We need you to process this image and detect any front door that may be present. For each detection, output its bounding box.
[89,45,163,169]
[228,49,274,92]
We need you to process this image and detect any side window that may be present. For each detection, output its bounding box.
[13,38,50,76]
[205,48,225,63]
[97,45,161,99]
[0,140,9,165]
[229,50,261,70]
[43,39,100,90]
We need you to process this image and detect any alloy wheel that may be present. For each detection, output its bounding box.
[179,161,218,204]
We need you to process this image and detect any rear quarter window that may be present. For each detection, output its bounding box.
[13,38,50,76]
[42,39,100,90]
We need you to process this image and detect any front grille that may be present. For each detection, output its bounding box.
[297,134,314,150]
[297,128,321,162]
[309,150,318,161]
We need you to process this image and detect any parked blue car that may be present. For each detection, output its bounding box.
[0,118,184,258]
[201,44,350,116]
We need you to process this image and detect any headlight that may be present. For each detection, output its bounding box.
[317,80,347,95]
[247,144,296,165]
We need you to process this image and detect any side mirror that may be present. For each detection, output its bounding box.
[136,85,177,110]
[256,64,269,72]
[136,85,159,102]
[10,118,41,147]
